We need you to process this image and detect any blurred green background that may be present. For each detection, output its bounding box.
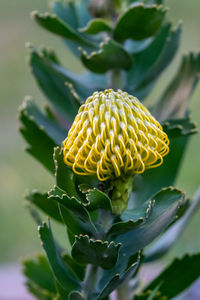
[0,0,200,264]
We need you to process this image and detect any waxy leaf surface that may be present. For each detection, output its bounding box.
[114,4,166,42]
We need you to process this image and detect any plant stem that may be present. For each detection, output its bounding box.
[116,283,130,300]
[109,69,123,90]
[83,264,99,299]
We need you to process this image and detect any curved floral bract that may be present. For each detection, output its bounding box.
[63,89,169,181]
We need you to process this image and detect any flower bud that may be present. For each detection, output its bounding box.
[63,89,169,183]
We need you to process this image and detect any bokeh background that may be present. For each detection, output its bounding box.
[0,0,200,270]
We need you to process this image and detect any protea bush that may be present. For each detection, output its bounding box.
[19,0,200,299]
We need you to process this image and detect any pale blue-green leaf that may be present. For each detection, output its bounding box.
[38,221,80,294]
[144,188,200,262]
[153,52,200,121]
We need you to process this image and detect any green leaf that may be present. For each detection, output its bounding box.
[121,196,153,222]
[107,218,143,237]
[22,254,56,295]
[19,101,56,173]
[76,0,92,28]
[114,4,167,42]
[68,291,85,300]
[134,284,164,300]
[132,117,197,204]
[55,280,68,300]
[98,189,183,297]
[20,97,66,145]
[38,221,80,294]
[80,38,133,73]
[145,284,163,300]
[31,11,93,47]
[115,187,184,256]
[41,47,61,64]
[51,1,79,30]
[78,183,93,194]
[145,253,200,298]
[27,45,81,122]
[126,23,171,86]
[79,18,112,35]
[144,188,200,262]
[96,252,140,299]
[126,23,181,99]
[72,235,121,269]
[26,191,63,223]
[54,147,81,200]
[25,281,53,300]
[125,36,154,54]
[135,23,181,99]
[85,188,112,211]
[27,45,108,120]
[51,0,94,57]
[62,252,86,281]
[49,186,97,235]
[98,259,139,299]
[125,38,153,56]
[59,203,96,236]
[153,52,200,121]
[163,117,198,138]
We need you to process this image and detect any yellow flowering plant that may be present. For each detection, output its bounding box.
[63,89,169,213]
[19,0,200,299]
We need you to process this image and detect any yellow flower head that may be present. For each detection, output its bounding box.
[63,89,169,181]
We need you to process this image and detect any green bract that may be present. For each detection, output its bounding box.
[20,0,200,299]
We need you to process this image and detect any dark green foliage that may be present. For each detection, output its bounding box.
[153,52,200,121]
[72,235,121,269]
[80,19,112,35]
[51,0,94,57]
[31,11,94,47]
[107,218,143,237]
[126,23,182,98]
[39,221,80,294]
[62,253,86,281]
[97,253,140,299]
[84,188,112,211]
[144,189,200,262]
[27,45,82,121]
[113,4,167,42]
[54,147,81,199]
[22,254,57,298]
[144,253,200,298]
[134,288,166,300]
[115,188,184,256]
[26,191,63,223]
[80,38,133,73]
[19,99,57,173]
[21,97,66,144]
[20,0,200,299]
[49,187,97,235]
[99,262,139,298]
[69,291,86,300]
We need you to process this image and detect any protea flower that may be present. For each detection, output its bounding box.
[63,89,169,213]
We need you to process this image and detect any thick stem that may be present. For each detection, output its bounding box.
[116,283,130,300]
[83,264,99,299]
[109,69,123,90]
